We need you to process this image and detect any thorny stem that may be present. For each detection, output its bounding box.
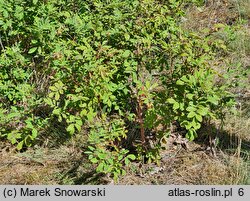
[137,95,146,146]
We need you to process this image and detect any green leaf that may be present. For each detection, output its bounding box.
[15,6,24,20]
[125,158,130,166]
[193,122,201,130]
[185,122,192,130]
[98,153,107,160]
[52,108,61,115]
[181,52,189,57]
[179,102,185,111]
[66,124,75,135]
[186,93,194,100]
[121,169,126,176]
[186,106,196,112]
[167,98,176,104]
[69,115,75,123]
[173,102,179,110]
[55,92,60,101]
[122,50,130,58]
[28,47,37,54]
[195,114,202,122]
[58,115,63,122]
[107,158,114,165]
[75,119,82,129]
[96,162,104,172]
[124,33,130,41]
[49,86,58,91]
[7,112,21,119]
[87,108,96,122]
[197,106,209,116]
[186,130,195,141]
[118,155,123,161]
[75,123,81,132]
[145,81,151,89]
[80,109,87,117]
[207,95,219,105]
[90,157,99,164]
[181,75,189,82]
[87,146,95,151]
[187,111,196,118]
[16,141,24,150]
[55,81,64,88]
[176,80,184,85]
[126,154,136,160]
[48,92,54,99]
[32,129,38,138]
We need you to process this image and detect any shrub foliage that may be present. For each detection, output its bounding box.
[0,0,234,179]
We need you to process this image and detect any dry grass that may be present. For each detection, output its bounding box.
[0,163,58,185]
[171,152,247,185]
[182,0,239,32]
[231,0,250,19]
[222,112,250,143]
[0,141,89,184]
[118,141,247,185]
[1,134,247,185]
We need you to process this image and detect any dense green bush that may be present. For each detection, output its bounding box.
[0,0,234,179]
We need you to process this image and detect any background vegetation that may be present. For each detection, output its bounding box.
[0,0,249,184]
